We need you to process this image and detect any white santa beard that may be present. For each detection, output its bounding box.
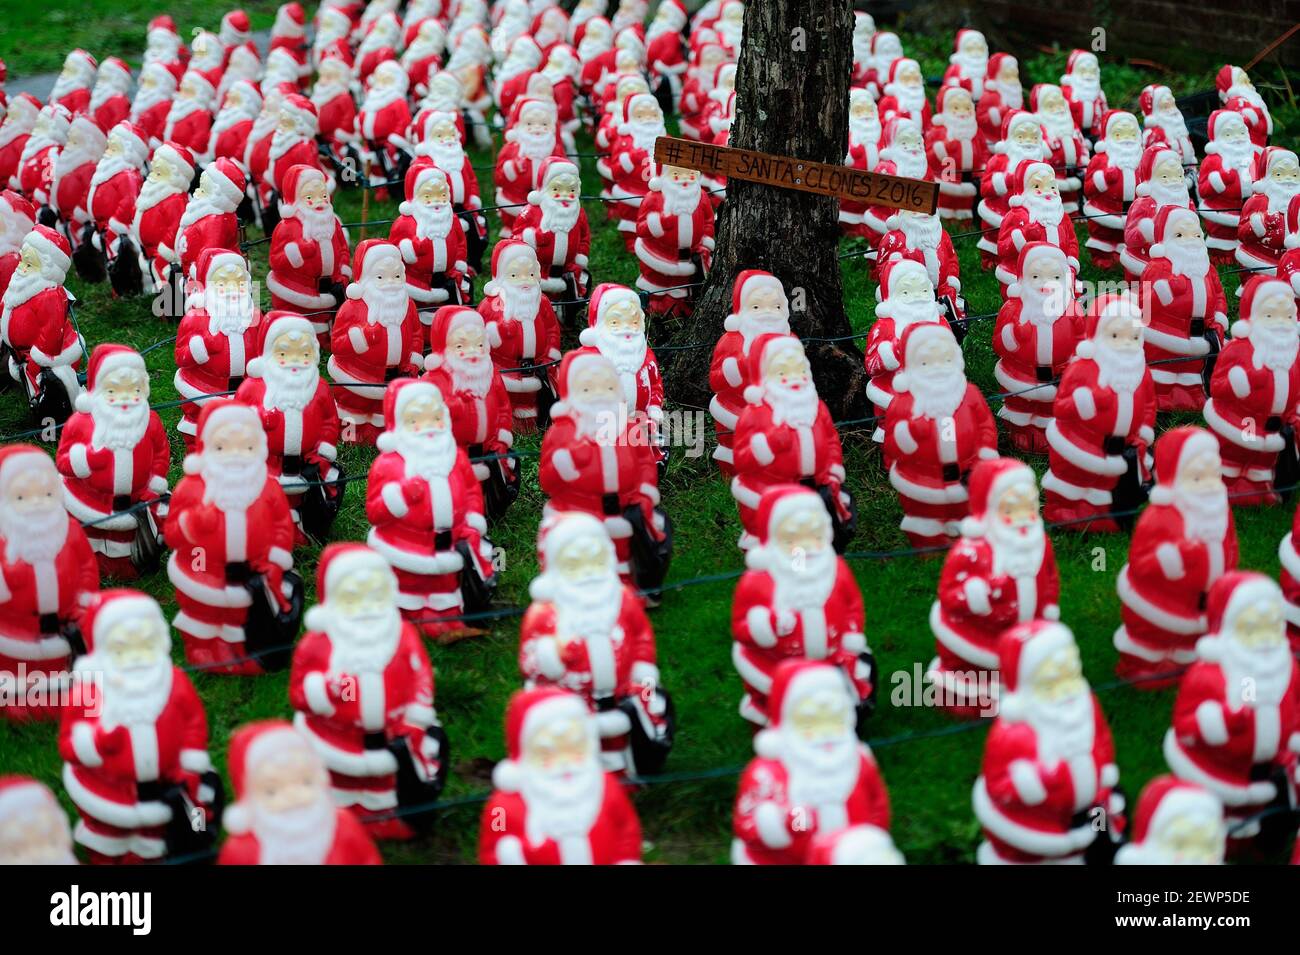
[295,205,338,245]
[1174,487,1228,543]
[447,355,493,396]
[953,53,987,80]
[909,368,966,420]
[1152,112,1188,139]
[1067,76,1100,101]
[262,362,318,412]
[942,113,978,142]
[889,298,945,330]
[205,289,256,336]
[552,573,624,639]
[91,81,127,113]
[99,659,172,728]
[849,117,881,148]
[783,731,861,813]
[325,606,402,674]
[252,795,339,865]
[18,133,60,167]
[1039,113,1074,141]
[311,83,350,109]
[515,129,555,162]
[887,148,927,180]
[51,74,90,103]
[0,224,20,257]
[1223,641,1292,707]
[1094,346,1146,393]
[411,201,455,240]
[393,427,457,480]
[0,504,68,564]
[738,311,790,346]
[213,103,258,135]
[136,177,184,214]
[627,121,666,155]
[1255,177,1300,214]
[578,40,608,61]
[765,382,819,429]
[270,129,310,161]
[0,116,36,149]
[539,193,581,232]
[1027,690,1095,764]
[361,86,404,117]
[499,282,542,323]
[403,41,442,68]
[661,180,702,218]
[1252,327,1299,371]
[899,218,941,250]
[131,86,172,117]
[1105,140,1141,171]
[1165,241,1210,279]
[593,328,646,377]
[1025,191,1064,226]
[1146,181,1190,207]
[363,285,410,326]
[201,457,267,511]
[90,396,150,450]
[988,520,1046,579]
[1227,85,1265,109]
[769,545,838,613]
[181,194,229,232]
[996,82,1023,109]
[891,86,925,113]
[423,143,465,179]
[1021,288,1069,325]
[55,142,101,180]
[572,398,622,440]
[1214,140,1254,175]
[1003,141,1045,168]
[90,153,135,190]
[2,269,58,311]
[519,760,605,845]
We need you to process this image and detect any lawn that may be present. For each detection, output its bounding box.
[0,15,1297,864]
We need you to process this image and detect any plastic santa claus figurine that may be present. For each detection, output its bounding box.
[391,160,470,310]
[941,29,988,94]
[162,70,216,161]
[142,14,184,70]
[266,93,324,203]
[129,141,194,293]
[1113,426,1236,685]
[172,158,246,283]
[15,104,70,208]
[1082,110,1143,270]
[515,157,591,303]
[732,659,891,865]
[479,687,644,864]
[354,12,402,85]
[884,322,998,548]
[1163,571,1300,840]
[128,62,177,146]
[402,17,447,99]
[328,239,425,445]
[210,80,262,165]
[236,313,342,542]
[0,94,39,191]
[678,41,729,141]
[925,85,984,222]
[218,720,382,865]
[0,189,33,298]
[60,589,222,864]
[632,163,713,314]
[928,458,1060,719]
[1198,110,1260,264]
[50,49,97,115]
[289,543,447,839]
[90,58,133,135]
[1282,194,1300,299]
[731,485,875,728]
[356,62,412,187]
[165,400,298,675]
[1060,49,1108,139]
[864,118,931,243]
[977,53,1022,149]
[849,11,876,88]
[1031,83,1088,213]
[411,108,488,272]
[0,776,76,864]
[1139,84,1195,166]
[0,446,97,722]
[1043,292,1156,530]
[878,58,931,130]
[1114,776,1226,865]
[57,345,169,580]
[478,240,561,434]
[995,159,1080,288]
[1217,64,1273,149]
[1204,277,1300,505]
[733,334,854,552]
[519,512,672,774]
[839,89,882,237]
[1121,144,1196,283]
[0,225,83,414]
[976,110,1049,267]
[85,122,148,267]
[609,93,667,243]
[647,0,688,100]
[312,48,359,157]
[366,378,497,634]
[51,115,106,246]
[973,620,1123,865]
[876,211,963,308]
[494,98,562,237]
[267,164,351,342]
[270,2,308,57]
[1236,147,1300,275]
[994,243,1084,453]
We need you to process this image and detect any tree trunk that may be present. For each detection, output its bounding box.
[666,0,866,420]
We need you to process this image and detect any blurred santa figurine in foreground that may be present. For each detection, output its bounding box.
[516,156,591,303]
[0,776,77,864]
[1114,776,1226,865]
[1235,147,1300,275]
[1082,110,1143,271]
[1198,110,1258,264]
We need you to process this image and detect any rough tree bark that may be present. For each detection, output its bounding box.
[666,0,866,420]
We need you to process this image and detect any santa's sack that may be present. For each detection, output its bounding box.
[386,724,450,834]
[480,450,520,522]
[298,459,346,543]
[108,237,145,298]
[1108,441,1150,529]
[624,504,673,599]
[29,368,74,426]
[129,503,164,576]
[812,481,858,554]
[455,539,498,614]
[137,772,225,863]
[71,223,107,284]
[1193,318,1222,397]
[531,361,559,429]
[617,687,675,777]
[242,569,305,673]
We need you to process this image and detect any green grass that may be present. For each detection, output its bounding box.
[1,21,1298,864]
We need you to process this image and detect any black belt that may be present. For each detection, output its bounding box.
[800,477,818,489]
[1189,317,1204,338]
[363,731,387,750]
[942,463,961,483]
[112,494,132,512]
[39,612,61,636]
[282,454,302,476]
[1035,365,1054,383]
[225,561,253,585]
[549,265,564,278]
[228,375,244,391]
[434,529,452,550]
[1103,435,1127,455]
[1266,416,1284,433]
[384,366,404,382]
[469,443,485,459]
[602,493,622,516]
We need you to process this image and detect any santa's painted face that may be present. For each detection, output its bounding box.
[1039,87,1067,115]
[277,109,305,136]
[1010,121,1043,151]
[102,133,125,160]
[998,60,1020,85]
[554,532,616,589]
[179,76,206,103]
[912,336,959,377]
[1231,67,1254,93]
[103,614,168,671]
[429,119,461,148]
[1168,213,1204,246]
[271,329,317,374]
[1255,290,1299,329]
[0,801,72,865]
[99,366,148,409]
[570,361,622,406]
[4,465,61,518]
[995,483,1039,533]
[896,61,922,88]
[318,59,349,89]
[1269,154,1300,188]
[1232,598,1286,651]
[504,253,540,290]
[1030,644,1086,703]
[894,124,923,154]
[891,267,937,304]
[525,715,594,773]
[1072,56,1099,83]
[631,98,663,126]
[208,262,252,300]
[1026,165,1057,199]
[600,297,644,339]
[369,252,407,291]
[14,243,43,278]
[447,322,487,362]
[147,153,181,187]
[399,392,450,434]
[522,111,556,139]
[789,691,853,749]
[1024,253,1066,296]
[1153,815,1225,865]
[210,419,264,463]
[333,565,397,619]
[700,48,726,76]
[1176,449,1223,494]
[764,346,812,392]
[1100,313,1144,353]
[1109,115,1140,145]
[296,175,331,213]
[416,176,451,207]
[774,506,830,560]
[959,33,987,60]
[546,171,581,204]
[1152,155,1185,189]
[138,71,159,94]
[248,748,326,814]
[850,97,877,122]
[1216,115,1249,147]
[944,90,974,120]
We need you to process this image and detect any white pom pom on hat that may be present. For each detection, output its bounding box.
[753,729,781,759]
[578,327,599,347]
[724,312,741,332]
[491,758,525,792]
[743,384,764,404]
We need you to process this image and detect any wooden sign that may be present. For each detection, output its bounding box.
[653,135,938,214]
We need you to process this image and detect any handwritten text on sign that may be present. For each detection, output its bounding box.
[653,136,938,214]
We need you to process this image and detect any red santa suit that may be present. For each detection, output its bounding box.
[1120,145,1197,283]
[677,42,728,141]
[60,591,218,864]
[0,226,83,400]
[940,29,988,95]
[1204,277,1300,505]
[732,486,874,726]
[977,53,1023,149]
[51,116,107,238]
[289,543,445,840]
[217,720,383,865]
[732,335,852,550]
[1060,49,1108,139]
[15,104,71,207]
[0,191,34,299]
[1115,427,1238,684]
[173,158,245,281]
[646,0,688,99]
[494,97,563,237]
[50,49,96,116]
[877,58,932,131]
[840,89,882,236]
[267,164,352,341]
[1236,147,1300,274]
[1217,64,1273,149]
[0,94,39,190]
[928,459,1060,719]
[128,63,178,147]
[1043,294,1157,530]
[390,161,470,309]
[57,346,170,579]
[0,447,98,722]
[410,109,488,268]
[607,93,665,241]
[633,163,713,311]
[1280,194,1300,301]
[732,661,891,865]
[976,110,1049,266]
[1031,83,1088,213]
[162,70,216,161]
[479,687,643,864]
[354,13,401,84]
[85,122,148,256]
[173,250,263,444]
[884,322,999,548]
[478,240,561,434]
[1082,110,1143,270]
[356,62,412,187]
[974,620,1122,864]
[209,80,262,165]
[1139,84,1196,167]
[516,156,592,298]
[90,58,133,134]
[366,378,495,631]
[266,94,326,201]
[1198,109,1258,263]
[311,52,359,150]
[129,142,195,290]
[863,118,933,243]
[400,17,446,98]
[1163,572,1300,833]
[1140,206,1229,412]
[1114,775,1227,865]
[995,159,1080,288]
[993,243,1085,453]
[328,240,425,444]
[926,85,986,221]
[877,212,963,311]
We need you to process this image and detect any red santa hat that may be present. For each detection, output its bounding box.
[152,141,197,182]
[1215,64,1240,99]
[275,2,306,33]
[0,776,64,831]
[1114,776,1223,864]
[148,14,178,34]
[63,49,98,80]
[182,398,264,474]
[1133,144,1181,197]
[984,52,1017,88]
[0,190,36,235]
[404,16,443,49]
[1232,275,1294,338]
[376,377,445,451]
[108,121,151,166]
[246,311,317,378]
[959,457,1038,538]
[221,9,253,46]
[278,163,328,217]
[23,224,71,275]
[5,92,40,123]
[399,159,450,215]
[618,92,660,135]
[753,659,853,758]
[993,109,1040,152]
[222,720,323,835]
[423,305,483,371]
[318,37,355,69]
[930,84,971,126]
[1006,241,1069,301]
[203,157,248,208]
[578,283,641,348]
[892,321,960,395]
[1075,291,1143,361]
[657,0,688,27]
[504,96,558,141]
[79,587,170,657]
[279,93,318,131]
[550,348,614,418]
[995,619,1079,721]
[0,444,55,498]
[74,343,147,413]
[743,333,806,404]
[1147,426,1219,507]
[723,269,786,333]
[874,257,931,319]
[1147,204,1201,261]
[304,542,396,631]
[491,686,596,792]
[1251,145,1296,183]
[97,57,133,89]
[1287,193,1300,250]
[482,238,539,297]
[345,238,402,299]
[950,28,984,58]
[1006,159,1057,206]
[189,246,248,287]
[1199,571,1283,662]
[1064,49,1096,75]
[527,156,580,205]
[745,484,828,570]
[1092,109,1137,153]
